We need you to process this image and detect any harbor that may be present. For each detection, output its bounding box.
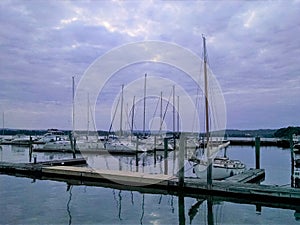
[0,2,299,224]
[1,142,300,224]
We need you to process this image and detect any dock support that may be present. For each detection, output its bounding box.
[136,137,139,172]
[178,134,185,188]
[207,196,214,225]
[178,193,185,225]
[69,133,76,159]
[164,138,168,175]
[29,136,33,162]
[290,135,295,188]
[255,136,260,169]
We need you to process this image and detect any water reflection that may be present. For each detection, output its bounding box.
[66,184,73,225]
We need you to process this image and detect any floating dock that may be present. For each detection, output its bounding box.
[1,159,300,205]
[229,138,290,148]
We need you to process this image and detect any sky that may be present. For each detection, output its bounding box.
[0,0,299,131]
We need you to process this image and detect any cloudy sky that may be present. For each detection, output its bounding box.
[0,0,299,131]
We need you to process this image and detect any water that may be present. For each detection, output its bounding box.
[0,144,299,224]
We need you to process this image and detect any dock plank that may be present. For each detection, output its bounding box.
[42,166,175,186]
[1,161,300,204]
[225,169,265,183]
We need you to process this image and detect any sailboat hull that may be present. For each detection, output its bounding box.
[193,160,246,180]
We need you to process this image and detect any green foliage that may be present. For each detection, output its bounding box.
[274,126,300,138]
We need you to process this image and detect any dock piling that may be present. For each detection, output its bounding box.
[255,136,260,169]
[290,135,295,188]
[164,138,168,175]
[29,136,33,162]
[178,134,185,188]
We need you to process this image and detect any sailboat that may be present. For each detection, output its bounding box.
[104,84,148,153]
[191,36,246,180]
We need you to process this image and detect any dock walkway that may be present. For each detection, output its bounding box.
[1,160,300,205]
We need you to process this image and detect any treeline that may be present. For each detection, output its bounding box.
[1,126,299,138]
[0,129,110,136]
[273,126,300,138]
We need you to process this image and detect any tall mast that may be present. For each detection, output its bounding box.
[72,76,75,135]
[2,112,4,135]
[160,91,163,133]
[131,96,135,141]
[143,73,147,136]
[173,85,175,136]
[203,35,209,152]
[87,93,90,138]
[120,84,124,137]
[177,95,180,136]
[203,35,212,189]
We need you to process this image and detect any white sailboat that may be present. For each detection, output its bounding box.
[192,36,246,180]
[104,84,148,153]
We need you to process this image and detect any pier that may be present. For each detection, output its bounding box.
[1,159,300,206]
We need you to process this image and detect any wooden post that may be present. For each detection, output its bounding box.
[207,196,214,225]
[29,136,33,162]
[207,157,212,189]
[136,137,139,172]
[178,134,185,188]
[290,135,295,188]
[178,193,185,225]
[69,133,76,159]
[73,137,77,159]
[153,135,157,165]
[164,138,168,175]
[255,136,260,169]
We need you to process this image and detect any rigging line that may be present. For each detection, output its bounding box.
[149,96,161,131]
[191,87,200,134]
[88,100,98,138]
[108,95,121,135]
[159,88,173,132]
[125,102,131,133]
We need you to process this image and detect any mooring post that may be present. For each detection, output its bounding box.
[33,154,37,164]
[255,136,260,169]
[178,193,185,225]
[136,136,139,172]
[154,135,157,165]
[73,137,77,159]
[164,138,168,175]
[69,133,76,159]
[207,196,214,225]
[178,134,185,188]
[290,135,295,188]
[29,136,33,162]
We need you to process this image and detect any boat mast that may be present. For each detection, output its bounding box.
[173,85,175,136]
[87,92,90,139]
[159,91,163,133]
[143,73,147,137]
[203,35,212,189]
[131,96,135,141]
[177,95,180,136]
[2,112,4,135]
[120,84,124,137]
[72,76,75,136]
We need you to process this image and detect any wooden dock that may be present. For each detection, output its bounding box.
[1,160,300,205]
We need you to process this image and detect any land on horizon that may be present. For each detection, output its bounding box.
[1,126,299,139]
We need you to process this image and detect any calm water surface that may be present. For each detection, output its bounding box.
[0,144,299,224]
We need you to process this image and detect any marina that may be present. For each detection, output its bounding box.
[1,139,300,224]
